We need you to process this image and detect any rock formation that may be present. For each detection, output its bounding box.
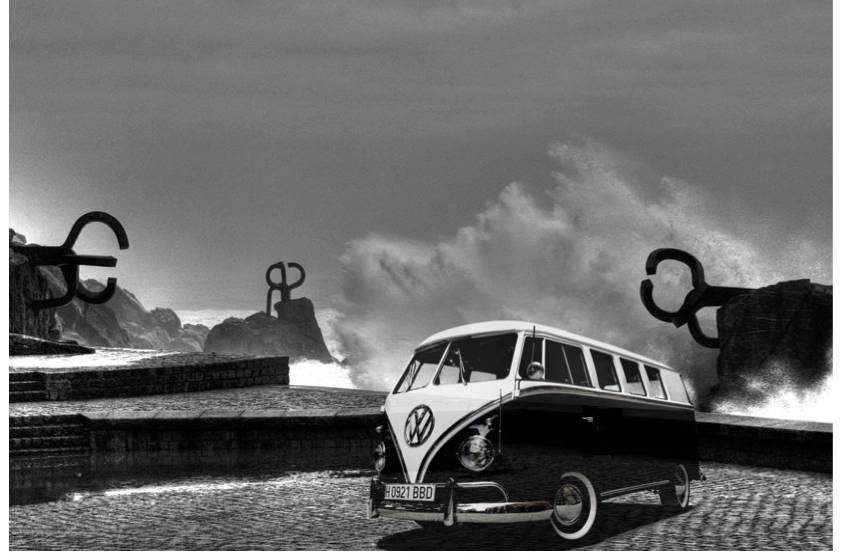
[711,279,832,405]
[51,278,210,352]
[9,230,57,339]
[10,228,209,352]
[204,297,335,363]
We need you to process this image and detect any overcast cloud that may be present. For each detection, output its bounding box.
[10,1,831,314]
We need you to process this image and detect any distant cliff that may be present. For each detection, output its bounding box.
[50,277,210,352]
[204,298,335,363]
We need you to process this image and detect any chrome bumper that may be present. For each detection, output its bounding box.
[368,478,553,525]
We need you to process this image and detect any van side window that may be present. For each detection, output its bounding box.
[619,358,646,396]
[644,365,666,399]
[518,337,543,378]
[591,350,620,391]
[564,344,592,387]
[545,340,572,384]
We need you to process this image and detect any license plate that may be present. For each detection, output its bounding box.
[383,483,436,502]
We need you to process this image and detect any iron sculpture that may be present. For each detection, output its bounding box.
[11,211,129,309]
[640,248,753,348]
[265,261,306,315]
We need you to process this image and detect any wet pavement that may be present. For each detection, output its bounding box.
[9,462,832,550]
[9,384,386,416]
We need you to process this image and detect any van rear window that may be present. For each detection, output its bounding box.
[660,369,692,404]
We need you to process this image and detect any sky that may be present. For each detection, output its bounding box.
[10,0,832,366]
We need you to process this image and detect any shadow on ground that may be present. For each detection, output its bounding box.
[376,502,688,550]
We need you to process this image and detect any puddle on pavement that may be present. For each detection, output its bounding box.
[11,463,374,506]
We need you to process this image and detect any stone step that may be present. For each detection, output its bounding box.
[10,391,49,403]
[10,435,89,451]
[10,423,87,438]
[9,414,85,427]
[9,371,44,383]
[10,380,45,392]
[9,446,91,458]
[9,454,91,471]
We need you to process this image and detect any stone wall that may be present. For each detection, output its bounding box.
[85,409,381,471]
[15,356,289,401]
[695,413,831,473]
[8,408,831,505]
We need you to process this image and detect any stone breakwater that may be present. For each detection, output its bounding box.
[10,353,289,402]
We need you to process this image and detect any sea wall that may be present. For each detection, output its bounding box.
[84,408,380,471]
[12,355,289,402]
[10,409,830,474]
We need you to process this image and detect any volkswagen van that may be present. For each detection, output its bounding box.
[367,321,701,540]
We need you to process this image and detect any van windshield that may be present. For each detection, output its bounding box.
[394,333,518,393]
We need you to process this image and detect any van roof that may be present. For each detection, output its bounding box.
[417,320,674,370]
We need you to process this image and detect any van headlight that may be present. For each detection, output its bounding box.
[457,435,495,472]
[373,441,387,472]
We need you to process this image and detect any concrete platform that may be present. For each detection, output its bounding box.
[9,351,290,401]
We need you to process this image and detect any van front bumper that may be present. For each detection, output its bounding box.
[368,478,553,525]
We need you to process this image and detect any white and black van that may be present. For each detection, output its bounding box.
[368,321,700,540]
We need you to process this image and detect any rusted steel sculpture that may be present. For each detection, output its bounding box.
[640,248,753,348]
[265,261,306,315]
[12,211,130,309]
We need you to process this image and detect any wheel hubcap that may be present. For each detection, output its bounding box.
[553,484,583,526]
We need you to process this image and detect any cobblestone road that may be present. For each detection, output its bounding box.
[9,462,831,550]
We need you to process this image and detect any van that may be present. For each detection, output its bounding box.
[368,321,701,540]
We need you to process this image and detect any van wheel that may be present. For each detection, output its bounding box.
[659,464,690,510]
[550,472,598,541]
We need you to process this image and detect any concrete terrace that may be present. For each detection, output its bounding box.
[8,384,387,417]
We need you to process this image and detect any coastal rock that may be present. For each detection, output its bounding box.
[168,323,211,352]
[151,307,182,337]
[9,228,208,353]
[43,276,209,352]
[712,279,832,405]
[9,229,57,339]
[10,229,26,245]
[204,298,334,363]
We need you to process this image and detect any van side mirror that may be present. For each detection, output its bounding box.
[525,361,545,380]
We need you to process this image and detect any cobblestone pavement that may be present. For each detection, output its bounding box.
[8,385,386,417]
[9,462,831,550]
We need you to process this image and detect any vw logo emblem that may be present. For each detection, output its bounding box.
[404,405,435,447]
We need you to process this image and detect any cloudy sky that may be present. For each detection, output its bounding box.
[10,0,831,323]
